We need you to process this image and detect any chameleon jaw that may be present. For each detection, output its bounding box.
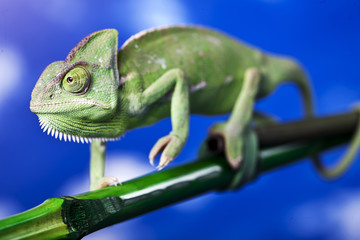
[38,117,121,144]
[30,99,110,114]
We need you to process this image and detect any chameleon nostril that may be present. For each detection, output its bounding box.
[49,94,54,99]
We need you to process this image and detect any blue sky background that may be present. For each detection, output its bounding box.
[1,0,360,239]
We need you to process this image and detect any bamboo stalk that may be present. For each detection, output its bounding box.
[0,112,357,240]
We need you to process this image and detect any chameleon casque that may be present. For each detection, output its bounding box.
[30,26,356,190]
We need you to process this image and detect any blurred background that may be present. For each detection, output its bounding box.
[1,0,360,239]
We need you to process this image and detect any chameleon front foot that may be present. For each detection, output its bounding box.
[209,122,244,169]
[149,133,185,170]
[90,176,120,191]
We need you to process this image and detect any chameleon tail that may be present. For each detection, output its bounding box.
[267,56,314,117]
[280,58,360,179]
[313,109,360,179]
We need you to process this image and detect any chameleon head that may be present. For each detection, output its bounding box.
[30,29,126,143]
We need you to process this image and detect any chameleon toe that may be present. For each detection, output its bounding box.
[98,176,120,189]
[149,135,172,166]
[157,154,174,170]
[209,122,244,169]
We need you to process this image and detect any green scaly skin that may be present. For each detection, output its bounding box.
[30,26,357,190]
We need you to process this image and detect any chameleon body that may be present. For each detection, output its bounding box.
[30,26,350,190]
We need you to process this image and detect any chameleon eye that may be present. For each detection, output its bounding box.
[62,66,91,94]
[66,76,73,83]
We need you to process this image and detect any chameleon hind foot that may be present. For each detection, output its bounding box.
[149,133,185,170]
[208,68,260,168]
[209,122,244,169]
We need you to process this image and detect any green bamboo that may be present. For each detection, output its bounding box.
[0,112,357,240]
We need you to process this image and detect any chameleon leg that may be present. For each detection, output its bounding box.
[90,141,118,190]
[209,68,261,168]
[139,69,189,170]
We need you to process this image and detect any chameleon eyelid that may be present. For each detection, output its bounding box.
[41,61,89,95]
[62,65,91,95]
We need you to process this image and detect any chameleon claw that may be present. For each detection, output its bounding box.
[149,133,184,170]
[149,157,155,167]
[157,154,174,170]
[209,122,244,169]
[227,155,243,169]
[149,148,159,166]
[96,176,121,190]
[148,135,172,167]
[156,165,164,171]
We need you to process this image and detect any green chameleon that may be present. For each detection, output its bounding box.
[30,26,359,190]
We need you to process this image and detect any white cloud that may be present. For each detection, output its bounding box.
[0,46,23,106]
[288,190,360,240]
[106,152,154,182]
[0,198,21,219]
[118,0,188,32]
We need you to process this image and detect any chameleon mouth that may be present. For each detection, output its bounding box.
[38,117,121,143]
[30,99,110,113]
